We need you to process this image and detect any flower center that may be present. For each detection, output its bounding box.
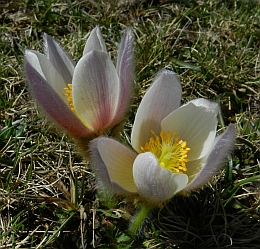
[141,130,190,174]
[63,84,94,131]
[63,84,75,112]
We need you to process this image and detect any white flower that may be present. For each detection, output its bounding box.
[90,70,235,205]
[25,27,134,138]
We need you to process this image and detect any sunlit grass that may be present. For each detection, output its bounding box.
[0,0,259,248]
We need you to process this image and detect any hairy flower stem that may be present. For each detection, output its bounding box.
[129,204,153,235]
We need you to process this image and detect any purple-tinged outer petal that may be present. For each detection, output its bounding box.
[185,157,206,183]
[131,70,182,153]
[25,50,46,79]
[112,28,134,126]
[90,137,137,194]
[72,50,119,131]
[182,124,236,192]
[25,50,68,104]
[83,26,107,55]
[133,152,188,203]
[44,33,75,85]
[25,61,92,137]
[161,99,219,160]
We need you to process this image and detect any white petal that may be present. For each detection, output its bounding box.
[182,124,236,192]
[25,50,68,104]
[44,33,75,85]
[133,152,188,202]
[161,99,219,160]
[191,98,219,111]
[90,137,137,193]
[131,70,182,153]
[72,50,119,131]
[83,26,107,55]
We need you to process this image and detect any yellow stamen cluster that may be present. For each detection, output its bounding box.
[63,84,75,112]
[63,84,94,131]
[141,130,190,174]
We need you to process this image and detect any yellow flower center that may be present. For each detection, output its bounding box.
[141,130,190,174]
[63,84,75,112]
[63,84,94,131]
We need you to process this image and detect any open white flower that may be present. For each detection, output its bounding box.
[25,26,134,138]
[90,70,235,205]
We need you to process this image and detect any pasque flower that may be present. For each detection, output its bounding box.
[90,69,235,205]
[25,27,134,138]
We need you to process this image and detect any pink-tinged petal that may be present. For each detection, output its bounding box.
[72,50,119,131]
[131,70,182,153]
[112,28,134,126]
[25,62,92,137]
[90,137,138,193]
[133,152,188,202]
[83,26,107,55]
[161,99,219,160]
[44,33,75,85]
[25,50,68,104]
[182,124,236,192]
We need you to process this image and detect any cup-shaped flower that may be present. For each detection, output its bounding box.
[90,69,235,206]
[24,26,134,138]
